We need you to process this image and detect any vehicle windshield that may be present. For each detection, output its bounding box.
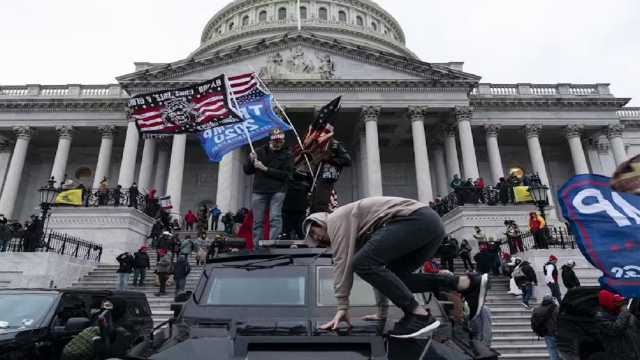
[0,294,56,331]
[207,267,306,306]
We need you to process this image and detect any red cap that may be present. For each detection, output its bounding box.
[599,290,625,314]
[549,255,558,262]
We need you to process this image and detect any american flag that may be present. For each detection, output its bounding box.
[294,96,341,173]
[129,74,242,137]
[227,72,270,105]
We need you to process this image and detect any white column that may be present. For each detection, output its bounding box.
[456,107,479,180]
[444,127,461,183]
[358,133,369,198]
[607,124,627,166]
[117,121,140,187]
[484,124,505,185]
[408,107,433,203]
[166,134,187,217]
[585,138,604,175]
[432,145,448,197]
[216,148,245,214]
[50,126,74,187]
[362,106,383,197]
[137,138,157,192]
[565,125,589,175]
[598,140,617,176]
[525,124,552,201]
[92,126,115,189]
[0,138,12,194]
[0,127,32,219]
[153,141,170,195]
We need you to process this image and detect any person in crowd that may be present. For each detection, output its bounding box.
[155,249,172,296]
[473,177,486,204]
[496,177,510,205]
[561,260,580,290]
[221,212,235,234]
[155,231,173,261]
[472,226,487,244]
[97,178,109,206]
[507,257,523,296]
[505,220,525,254]
[458,239,474,271]
[132,246,150,287]
[0,214,12,252]
[507,173,521,203]
[282,170,311,239]
[309,139,352,213]
[243,129,293,243]
[303,196,489,338]
[450,174,464,205]
[470,305,492,347]
[473,246,493,275]
[174,255,190,295]
[112,185,122,207]
[196,205,208,236]
[438,236,459,272]
[462,178,474,203]
[237,209,254,250]
[528,212,547,249]
[148,221,162,248]
[128,182,139,208]
[595,290,640,359]
[531,295,560,360]
[487,239,503,276]
[171,218,181,232]
[115,251,134,290]
[513,258,537,309]
[544,255,562,301]
[183,210,197,232]
[195,233,208,266]
[180,234,196,258]
[210,205,221,231]
[144,188,160,218]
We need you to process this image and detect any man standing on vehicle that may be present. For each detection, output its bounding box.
[303,196,489,338]
[244,129,293,243]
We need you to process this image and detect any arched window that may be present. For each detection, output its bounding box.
[371,22,378,31]
[228,22,234,31]
[338,10,347,23]
[356,15,363,26]
[319,7,328,20]
[242,15,250,26]
[300,6,307,20]
[278,7,287,20]
[259,10,267,22]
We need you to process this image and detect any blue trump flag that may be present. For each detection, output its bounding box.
[558,174,640,298]
[198,93,289,162]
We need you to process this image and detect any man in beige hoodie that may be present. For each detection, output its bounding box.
[304,196,489,338]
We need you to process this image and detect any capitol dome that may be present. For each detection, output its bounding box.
[192,0,415,58]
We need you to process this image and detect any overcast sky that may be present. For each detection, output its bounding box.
[1,0,638,105]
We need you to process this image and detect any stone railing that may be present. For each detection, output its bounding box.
[0,84,127,98]
[471,83,611,97]
[618,107,640,119]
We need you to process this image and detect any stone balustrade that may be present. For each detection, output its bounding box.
[472,83,611,97]
[618,107,640,119]
[0,84,126,98]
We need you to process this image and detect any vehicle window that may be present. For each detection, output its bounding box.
[207,268,306,306]
[0,294,56,332]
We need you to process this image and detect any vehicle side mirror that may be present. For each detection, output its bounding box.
[170,303,183,318]
[64,317,91,332]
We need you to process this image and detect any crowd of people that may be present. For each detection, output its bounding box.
[0,213,45,253]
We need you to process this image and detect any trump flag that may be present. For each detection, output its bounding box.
[558,174,640,298]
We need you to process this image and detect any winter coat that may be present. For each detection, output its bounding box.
[184,211,197,225]
[0,223,12,242]
[243,144,293,193]
[210,207,221,219]
[561,265,581,289]
[459,241,472,256]
[174,257,191,280]
[133,251,150,269]
[317,140,352,182]
[514,261,538,288]
[116,253,134,273]
[180,238,196,255]
[544,262,559,284]
[532,299,559,337]
[156,254,172,274]
[594,309,640,360]
[529,214,546,232]
[283,171,311,212]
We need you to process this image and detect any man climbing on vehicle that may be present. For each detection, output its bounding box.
[304,196,489,338]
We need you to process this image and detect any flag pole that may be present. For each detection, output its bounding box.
[297,0,302,31]
[225,75,255,154]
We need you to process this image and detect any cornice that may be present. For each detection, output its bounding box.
[470,97,630,110]
[0,98,128,113]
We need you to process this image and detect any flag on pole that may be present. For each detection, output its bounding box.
[55,189,83,206]
[293,96,340,173]
[129,74,242,138]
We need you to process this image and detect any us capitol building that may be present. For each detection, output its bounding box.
[0,0,638,234]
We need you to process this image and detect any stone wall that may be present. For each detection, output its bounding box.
[0,252,96,289]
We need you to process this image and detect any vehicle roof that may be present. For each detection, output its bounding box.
[206,248,332,265]
[0,288,147,298]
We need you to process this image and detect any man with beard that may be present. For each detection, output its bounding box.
[244,129,293,243]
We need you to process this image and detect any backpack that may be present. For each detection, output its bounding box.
[512,265,525,280]
[531,306,554,337]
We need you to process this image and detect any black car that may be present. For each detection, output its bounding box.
[140,248,498,360]
[0,288,153,360]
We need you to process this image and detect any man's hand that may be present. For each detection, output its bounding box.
[362,313,386,321]
[320,309,352,331]
[249,152,257,162]
[254,160,268,172]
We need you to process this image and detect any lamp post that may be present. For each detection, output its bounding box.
[38,179,59,242]
[528,183,550,220]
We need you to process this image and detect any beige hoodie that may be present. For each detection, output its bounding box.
[304,196,426,310]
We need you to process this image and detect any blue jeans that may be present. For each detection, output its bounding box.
[0,239,8,252]
[175,278,186,294]
[544,336,560,360]
[252,192,286,243]
[132,268,146,286]
[521,284,533,306]
[117,273,130,290]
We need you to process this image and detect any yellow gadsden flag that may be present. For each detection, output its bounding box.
[55,189,83,206]
[514,186,533,203]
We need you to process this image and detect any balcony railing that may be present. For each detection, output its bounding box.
[618,107,640,119]
[0,85,126,98]
[471,83,611,97]
[3,230,102,262]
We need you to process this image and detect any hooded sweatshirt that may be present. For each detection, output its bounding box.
[303,196,426,310]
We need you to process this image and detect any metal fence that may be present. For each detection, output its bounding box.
[56,187,148,210]
[498,225,576,255]
[3,231,102,262]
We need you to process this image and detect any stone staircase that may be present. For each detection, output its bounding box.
[71,254,203,327]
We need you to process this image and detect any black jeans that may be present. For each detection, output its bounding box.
[352,207,458,315]
[460,253,474,271]
[283,210,306,239]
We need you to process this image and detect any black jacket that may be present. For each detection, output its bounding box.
[283,171,311,211]
[133,251,150,269]
[532,300,558,337]
[318,140,352,182]
[561,265,581,289]
[174,258,191,280]
[515,261,538,287]
[116,253,134,273]
[244,145,293,193]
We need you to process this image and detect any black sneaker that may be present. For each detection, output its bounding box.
[462,273,489,321]
[388,314,441,339]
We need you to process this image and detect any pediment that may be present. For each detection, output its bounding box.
[117,32,480,93]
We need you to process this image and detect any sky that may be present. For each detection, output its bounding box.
[1,0,638,105]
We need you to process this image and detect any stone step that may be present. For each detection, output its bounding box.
[498,354,549,360]
[494,344,548,355]
[491,322,533,330]
[492,336,541,346]
[493,329,538,338]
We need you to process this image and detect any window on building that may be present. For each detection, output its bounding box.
[338,10,347,23]
[371,22,377,31]
[242,15,249,26]
[319,7,328,20]
[259,10,267,22]
[384,26,389,35]
[356,15,363,26]
[300,6,307,19]
[228,22,234,31]
[278,7,287,20]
